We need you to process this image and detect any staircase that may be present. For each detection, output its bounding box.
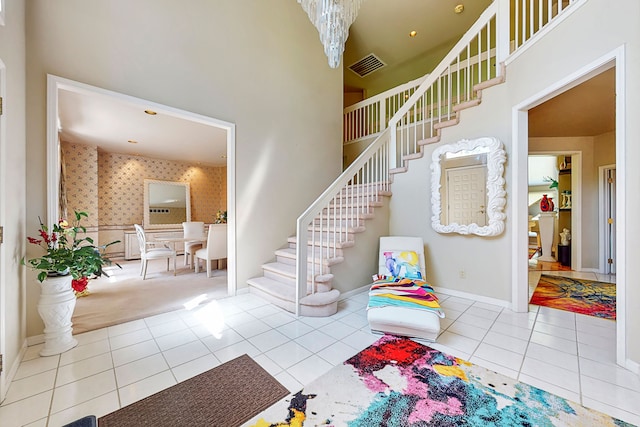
[247,0,581,317]
[247,183,390,316]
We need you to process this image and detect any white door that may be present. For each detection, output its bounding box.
[446,165,487,226]
[604,167,616,274]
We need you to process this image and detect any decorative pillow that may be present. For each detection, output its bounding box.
[382,250,423,280]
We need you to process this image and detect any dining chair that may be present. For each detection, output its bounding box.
[134,224,177,279]
[195,224,227,277]
[182,221,205,267]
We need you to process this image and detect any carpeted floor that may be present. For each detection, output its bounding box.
[72,258,228,334]
[99,354,288,427]
[245,335,632,426]
[530,274,616,319]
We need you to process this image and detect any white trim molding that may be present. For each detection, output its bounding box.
[511,46,627,367]
[432,286,511,309]
[46,75,238,296]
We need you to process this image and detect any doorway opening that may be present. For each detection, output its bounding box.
[513,52,625,366]
[527,152,581,275]
[46,75,237,333]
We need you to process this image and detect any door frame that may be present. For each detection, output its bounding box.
[512,47,627,368]
[0,58,6,401]
[46,75,237,296]
[599,165,616,274]
[527,151,582,271]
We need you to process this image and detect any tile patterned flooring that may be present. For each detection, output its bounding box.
[1,270,638,426]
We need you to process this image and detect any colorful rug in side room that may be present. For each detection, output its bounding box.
[530,274,616,319]
[244,335,632,426]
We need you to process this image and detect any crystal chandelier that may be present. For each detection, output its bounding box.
[297,0,366,68]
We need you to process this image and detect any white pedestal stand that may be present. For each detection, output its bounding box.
[537,212,557,262]
[37,275,78,356]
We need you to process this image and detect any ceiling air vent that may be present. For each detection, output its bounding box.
[348,53,386,78]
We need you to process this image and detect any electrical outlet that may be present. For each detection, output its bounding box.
[459,270,466,279]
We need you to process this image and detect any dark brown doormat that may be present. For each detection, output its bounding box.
[98,354,289,427]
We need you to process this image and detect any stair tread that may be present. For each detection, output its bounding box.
[262,261,334,282]
[433,117,459,129]
[453,98,481,112]
[307,225,366,233]
[390,167,408,174]
[248,276,340,306]
[418,136,441,146]
[288,236,355,249]
[274,248,344,265]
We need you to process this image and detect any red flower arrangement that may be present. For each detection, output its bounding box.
[23,211,121,295]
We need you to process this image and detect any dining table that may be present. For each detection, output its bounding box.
[154,235,207,252]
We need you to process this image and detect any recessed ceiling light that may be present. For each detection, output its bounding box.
[144,109,157,115]
[128,140,138,144]
[409,30,417,37]
[454,4,464,14]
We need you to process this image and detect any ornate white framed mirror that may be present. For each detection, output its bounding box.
[431,137,506,236]
[143,179,191,229]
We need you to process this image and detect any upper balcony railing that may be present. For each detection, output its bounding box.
[295,0,583,316]
[343,76,426,145]
[344,0,579,150]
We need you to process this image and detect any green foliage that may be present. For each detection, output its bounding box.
[23,211,121,282]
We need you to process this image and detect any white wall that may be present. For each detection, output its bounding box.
[0,0,27,399]
[389,83,513,302]
[389,0,640,364]
[24,0,343,336]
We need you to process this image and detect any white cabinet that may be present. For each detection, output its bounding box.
[124,229,185,260]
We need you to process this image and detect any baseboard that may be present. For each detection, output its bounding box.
[625,358,640,375]
[26,334,45,347]
[1,340,28,402]
[339,284,370,300]
[432,286,511,309]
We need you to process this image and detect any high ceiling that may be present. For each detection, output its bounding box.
[57,1,614,165]
[344,0,493,94]
[344,1,615,138]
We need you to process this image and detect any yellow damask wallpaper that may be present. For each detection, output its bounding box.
[61,141,226,257]
[60,141,99,227]
[98,152,226,225]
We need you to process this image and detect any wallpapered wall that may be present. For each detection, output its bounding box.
[61,141,99,227]
[61,140,226,242]
[97,151,226,225]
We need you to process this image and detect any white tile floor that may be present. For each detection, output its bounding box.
[1,271,638,427]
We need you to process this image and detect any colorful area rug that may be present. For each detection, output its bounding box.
[530,274,616,320]
[245,335,632,426]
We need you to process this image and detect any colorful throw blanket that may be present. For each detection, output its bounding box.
[368,275,445,318]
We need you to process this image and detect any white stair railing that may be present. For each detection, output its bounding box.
[295,0,583,316]
[388,5,500,168]
[296,128,391,315]
[343,76,427,145]
[513,0,579,51]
